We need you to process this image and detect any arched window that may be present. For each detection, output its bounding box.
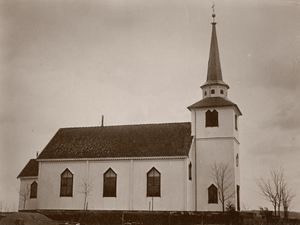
[103,168,117,197]
[60,169,73,197]
[30,181,37,199]
[211,89,215,94]
[206,110,219,127]
[188,162,192,180]
[237,185,240,211]
[236,154,239,167]
[147,167,160,197]
[208,184,218,204]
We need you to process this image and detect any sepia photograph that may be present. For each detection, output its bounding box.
[0,0,299,224]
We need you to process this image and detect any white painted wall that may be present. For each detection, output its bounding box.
[131,159,187,211]
[196,138,236,211]
[191,106,240,211]
[38,160,87,210]
[234,140,241,209]
[202,85,228,98]
[37,157,190,211]
[18,177,38,210]
[186,139,196,211]
[192,107,239,140]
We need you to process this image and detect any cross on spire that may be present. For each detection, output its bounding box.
[212,2,216,23]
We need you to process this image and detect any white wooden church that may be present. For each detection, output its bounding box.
[18,14,242,212]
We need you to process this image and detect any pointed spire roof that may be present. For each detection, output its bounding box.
[201,13,229,89]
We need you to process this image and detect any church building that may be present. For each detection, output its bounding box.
[18,13,242,212]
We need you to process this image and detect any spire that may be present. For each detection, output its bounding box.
[201,8,229,89]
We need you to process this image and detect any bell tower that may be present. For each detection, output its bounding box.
[188,10,242,211]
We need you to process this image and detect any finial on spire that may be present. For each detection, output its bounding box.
[211,2,216,24]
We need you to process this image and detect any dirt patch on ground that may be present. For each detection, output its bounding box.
[0,212,59,225]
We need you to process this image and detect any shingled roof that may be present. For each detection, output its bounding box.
[17,159,39,178]
[37,122,193,160]
[188,97,242,115]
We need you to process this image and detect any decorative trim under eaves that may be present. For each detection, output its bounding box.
[196,136,240,144]
[19,176,38,180]
[37,155,188,162]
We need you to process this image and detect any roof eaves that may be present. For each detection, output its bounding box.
[200,81,230,89]
[17,159,39,179]
[37,155,189,162]
[18,176,38,179]
[188,104,242,115]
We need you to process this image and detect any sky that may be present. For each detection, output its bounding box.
[0,0,300,212]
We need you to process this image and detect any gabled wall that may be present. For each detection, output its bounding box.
[18,177,38,210]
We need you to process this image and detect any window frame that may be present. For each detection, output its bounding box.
[188,162,192,180]
[103,168,117,197]
[60,168,73,197]
[211,89,215,94]
[147,167,161,197]
[30,181,37,199]
[205,110,219,127]
[237,185,240,211]
[208,184,218,204]
[235,114,238,130]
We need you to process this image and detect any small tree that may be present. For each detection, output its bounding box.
[281,182,295,219]
[79,178,93,210]
[210,162,235,212]
[258,169,294,217]
[273,169,285,215]
[258,175,278,216]
[19,184,30,210]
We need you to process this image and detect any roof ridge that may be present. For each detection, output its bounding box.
[58,121,191,130]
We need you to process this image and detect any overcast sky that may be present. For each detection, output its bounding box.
[0,0,299,212]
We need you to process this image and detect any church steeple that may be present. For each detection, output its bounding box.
[201,10,229,98]
[207,18,223,83]
[188,7,242,212]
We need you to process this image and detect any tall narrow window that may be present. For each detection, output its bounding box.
[188,162,192,180]
[220,89,224,94]
[237,185,240,211]
[60,169,73,197]
[147,167,160,197]
[30,181,37,199]
[235,115,238,130]
[103,168,117,197]
[236,154,239,167]
[206,110,219,127]
[208,184,218,204]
